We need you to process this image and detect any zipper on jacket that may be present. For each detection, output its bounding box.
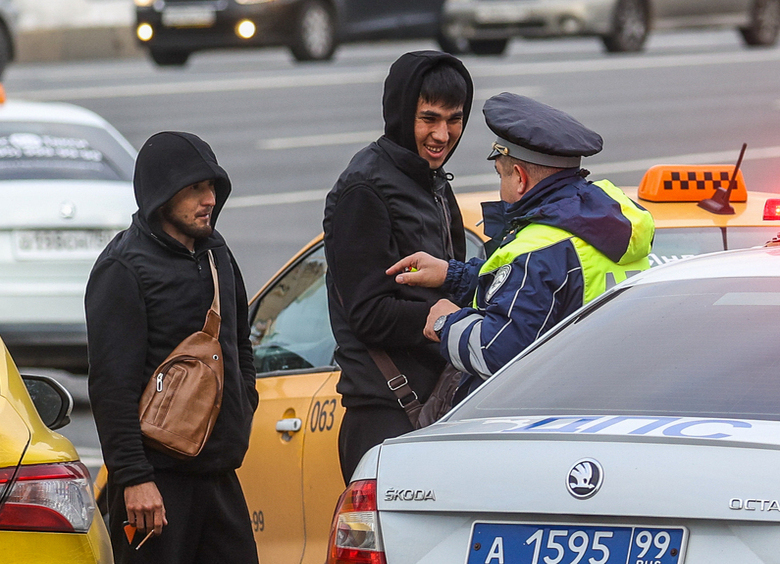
[432,171,454,259]
[156,373,164,392]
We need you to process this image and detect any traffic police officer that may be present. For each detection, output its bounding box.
[388,93,655,391]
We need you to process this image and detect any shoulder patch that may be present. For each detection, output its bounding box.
[485,264,512,302]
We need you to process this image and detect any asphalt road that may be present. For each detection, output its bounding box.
[7,29,779,476]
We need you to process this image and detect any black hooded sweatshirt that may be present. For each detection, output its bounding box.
[86,132,258,488]
[323,51,474,409]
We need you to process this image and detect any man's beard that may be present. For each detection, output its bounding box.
[160,202,213,241]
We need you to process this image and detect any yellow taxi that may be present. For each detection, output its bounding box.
[0,337,112,563]
[96,163,780,564]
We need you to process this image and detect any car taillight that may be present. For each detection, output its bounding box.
[327,479,386,564]
[0,462,96,533]
[764,199,780,220]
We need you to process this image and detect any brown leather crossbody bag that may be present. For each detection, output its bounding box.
[138,250,224,458]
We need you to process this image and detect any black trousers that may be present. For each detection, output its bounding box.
[338,405,414,484]
[107,470,258,564]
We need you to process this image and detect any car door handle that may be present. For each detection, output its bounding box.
[275,418,302,433]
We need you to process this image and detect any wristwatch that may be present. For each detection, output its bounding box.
[433,314,449,339]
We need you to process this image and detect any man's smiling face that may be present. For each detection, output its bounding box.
[414,98,464,170]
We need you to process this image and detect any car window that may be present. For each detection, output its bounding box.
[453,277,780,422]
[250,231,486,378]
[465,229,487,260]
[649,227,780,266]
[0,122,135,182]
[250,245,336,375]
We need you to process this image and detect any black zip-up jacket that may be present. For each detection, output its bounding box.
[323,51,474,409]
[86,132,258,488]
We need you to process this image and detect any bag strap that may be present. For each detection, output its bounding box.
[332,281,422,421]
[202,250,221,339]
[366,348,422,421]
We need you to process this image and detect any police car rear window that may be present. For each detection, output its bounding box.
[0,122,134,182]
[454,277,780,422]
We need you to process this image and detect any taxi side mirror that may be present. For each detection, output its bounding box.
[21,374,73,430]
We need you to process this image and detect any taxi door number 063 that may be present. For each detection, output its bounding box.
[309,399,336,432]
[468,523,685,564]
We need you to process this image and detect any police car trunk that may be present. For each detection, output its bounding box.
[330,246,780,564]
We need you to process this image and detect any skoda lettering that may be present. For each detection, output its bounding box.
[385,489,436,502]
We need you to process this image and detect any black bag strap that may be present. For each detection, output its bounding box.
[333,283,422,424]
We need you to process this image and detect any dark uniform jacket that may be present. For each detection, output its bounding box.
[86,132,258,488]
[441,170,655,380]
[323,51,474,409]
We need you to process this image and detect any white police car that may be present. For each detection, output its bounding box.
[328,244,780,564]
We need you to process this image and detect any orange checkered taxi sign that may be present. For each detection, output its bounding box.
[637,165,747,203]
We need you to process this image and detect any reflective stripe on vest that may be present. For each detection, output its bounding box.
[475,223,650,308]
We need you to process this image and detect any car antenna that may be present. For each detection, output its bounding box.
[697,143,747,215]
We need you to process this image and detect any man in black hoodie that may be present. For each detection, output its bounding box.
[86,132,259,563]
[323,51,474,482]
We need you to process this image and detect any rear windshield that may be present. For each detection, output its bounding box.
[453,277,780,422]
[0,122,135,182]
[650,227,780,266]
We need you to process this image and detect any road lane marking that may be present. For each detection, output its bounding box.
[256,86,544,150]
[11,69,388,101]
[224,189,330,208]
[256,88,544,150]
[223,144,780,209]
[258,130,382,150]
[13,49,780,101]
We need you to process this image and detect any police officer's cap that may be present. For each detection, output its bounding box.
[484,93,603,169]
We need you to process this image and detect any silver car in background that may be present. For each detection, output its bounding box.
[328,244,780,564]
[442,0,780,54]
[0,95,136,373]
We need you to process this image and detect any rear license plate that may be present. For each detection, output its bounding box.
[467,522,686,564]
[12,229,117,260]
[475,5,528,24]
[162,6,216,28]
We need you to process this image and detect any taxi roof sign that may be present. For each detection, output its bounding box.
[638,165,747,203]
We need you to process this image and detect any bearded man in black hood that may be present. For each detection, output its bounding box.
[323,51,474,483]
[86,132,259,563]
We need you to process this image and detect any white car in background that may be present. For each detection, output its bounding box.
[329,244,780,564]
[0,92,136,373]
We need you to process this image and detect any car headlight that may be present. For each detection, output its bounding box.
[134,0,154,7]
[137,23,154,42]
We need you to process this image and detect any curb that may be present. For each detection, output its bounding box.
[16,26,144,63]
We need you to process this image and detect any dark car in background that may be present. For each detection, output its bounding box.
[442,0,780,55]
[0,0,18,77]
[134,0,452,66]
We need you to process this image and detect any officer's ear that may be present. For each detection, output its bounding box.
[514,163,532,197]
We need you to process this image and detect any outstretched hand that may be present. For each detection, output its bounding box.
[386,252,448,288]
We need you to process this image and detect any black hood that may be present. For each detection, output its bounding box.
[133,131,231,230]
[382,50,474,167]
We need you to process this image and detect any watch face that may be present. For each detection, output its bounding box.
[434,315,447,333]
